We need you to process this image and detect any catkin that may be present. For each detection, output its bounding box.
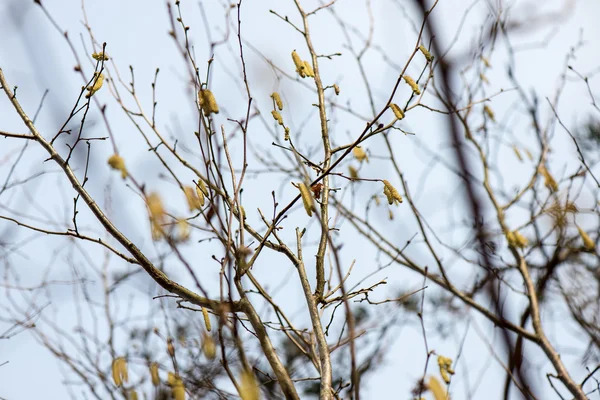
[403,75,420,95]
[303,60,315,78]
[353,146,368,163]
[271,92,283,110]
[198,89,219,115]
[107,154,128,179]
[483,104,495,121]
[578,226,595,252]
[111,357,128,387]
[239,369,260,400]
[427,376,447,400]
[184,186,202,211]
[202,307,212,331]
[86,73,104,98]
[202,333,216,360]
[297,183,315,217]
[292,50,306,78]
[150,362,160,386]
[418,45,434,62]
[389,103,405,120]
[271,110,284,126]
[383,180,403,205]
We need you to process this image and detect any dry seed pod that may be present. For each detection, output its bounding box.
[483,104,495,121]
[403,75,420,95]
[418,45,434,62]
[271,92,283,110]
[389,103,405,120]
[540,165,558,192]
[303,60,315,77]
[107,154,128,179]
[150,362,160,386]
[577,226,595,252]
[201,307,212,331]
[184,186,202,211]
[297,182,315,217]
[382,180,403,205]
[201,332,216,360]
[348,165,359,179]
[271,110,284,126]
[353,146,368,163]
[512,145,523,162]
[291,50,306,78]
[333,84,340,95]
[167,337,175,357]
[239,369,260,400]
[481,55,491,68]
[427,376,447,400]
[198,89,219,115]
[111,357,128,387]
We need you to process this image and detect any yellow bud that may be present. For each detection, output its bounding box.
[437,355,455,384]
[389,103,405,120]
[92,52,109,61]
[403,75,420,95]
[167,337,175,357]
[198,89,219,115]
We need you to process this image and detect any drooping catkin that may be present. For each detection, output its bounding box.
[383,180,403,205]
[168,372,186,400]
[418,45,434,62]
[198,89,219,115]
[540,165,558,192]
[348,165,359,179]
[353,146,368,163]
[150,362,160,386]
[507,230,528,248]
[427,376,447,400]
[239,369,260,400]
[184,186,202,211]
[271,110,284,126]
[111,357,128,387]
[389,103,405,120]
[292,50,306,78]
[108,154,128,179]
[403,75,420,95]
[271,92,283,110]
[201,332,216,360]
[437,355,455,384]
[578,226,595,252]
[201,307,212,331]
[483,104,495,121]
[86,72,104,98]
[303,60,315,78]
[297,183,315,217]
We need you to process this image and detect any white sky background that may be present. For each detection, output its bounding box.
[1,0,600,399]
